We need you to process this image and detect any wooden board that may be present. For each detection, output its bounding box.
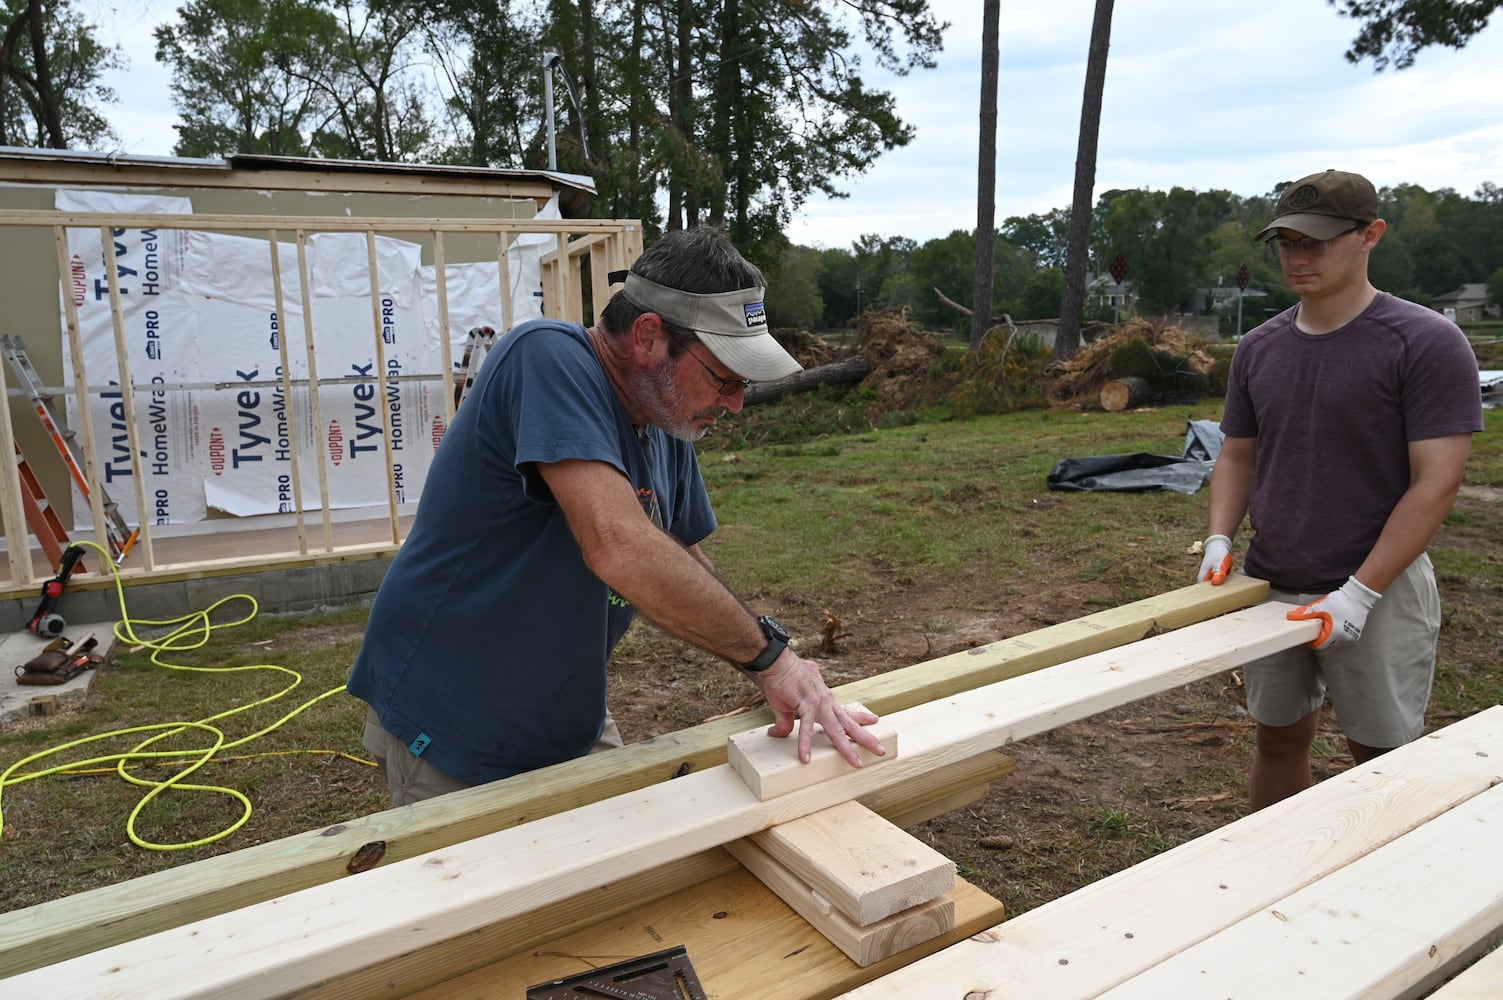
[0,578,1267,978]
[1097,782,1503,999]
[724,835,954,967]
[746,800,954,926]
[727,703,898,800]
[253,749,1019,1000]
[5,602,1314,998]
[1428,944,1503,1000]
[401,869,999,999]
[838,704,1503,999]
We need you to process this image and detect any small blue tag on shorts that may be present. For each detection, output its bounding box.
[408,732,432,756]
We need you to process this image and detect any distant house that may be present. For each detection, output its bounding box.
[1430,283,1492,323]
[1086,272,1136,315]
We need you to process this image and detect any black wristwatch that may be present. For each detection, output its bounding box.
[740,615,790,673]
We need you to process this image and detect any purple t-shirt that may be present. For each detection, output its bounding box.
[1221,292,1482,592]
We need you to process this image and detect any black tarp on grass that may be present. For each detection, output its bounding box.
[1047,420,1224,495]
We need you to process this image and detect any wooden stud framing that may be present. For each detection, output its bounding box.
[0,209,642,593]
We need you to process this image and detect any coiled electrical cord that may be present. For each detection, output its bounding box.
[0,539,367,851]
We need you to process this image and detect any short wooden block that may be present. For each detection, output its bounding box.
[750,800,955,926]
[728,703,898,800]
[726,835,955,967]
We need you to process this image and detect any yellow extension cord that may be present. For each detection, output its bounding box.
[0,538,372,851]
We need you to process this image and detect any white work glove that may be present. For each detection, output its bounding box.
[1287,575,1381,649]
[1197,534,1233,585]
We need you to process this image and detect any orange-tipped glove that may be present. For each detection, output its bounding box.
[1287,576,1381,649]
[1197,534,1233,585]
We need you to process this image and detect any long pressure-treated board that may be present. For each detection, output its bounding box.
[3,601,1313,998]
[837,704,1503,999]
[0,576,1268,978]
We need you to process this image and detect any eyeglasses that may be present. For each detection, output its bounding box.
[677,339,751,396]
[1265,225,1362,261]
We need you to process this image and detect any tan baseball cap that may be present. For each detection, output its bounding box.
[1254,169,1379,242]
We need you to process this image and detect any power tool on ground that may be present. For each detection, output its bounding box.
[28,543,85,637]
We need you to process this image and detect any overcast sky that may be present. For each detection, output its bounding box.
[89,0,1503,250]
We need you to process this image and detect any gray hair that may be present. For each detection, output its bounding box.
[599,227,763,343]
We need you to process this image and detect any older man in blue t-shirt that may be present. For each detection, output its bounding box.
[349,227,885,803]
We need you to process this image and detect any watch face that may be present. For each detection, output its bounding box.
[760,615,789,642]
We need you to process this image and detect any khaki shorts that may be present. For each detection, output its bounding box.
[362,706,626,806]
[1242,553,1441,748]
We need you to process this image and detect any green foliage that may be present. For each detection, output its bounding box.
[1330,0,1501,70]
[1206,344,1235,395]
[156,0,361,158]
[948,328,1051,417]
[764,245,825,331]
[1103,187,1218,314]
[1103,335,1211,400]
[0,0,124,148]
[1001,208,1074,270]
[1018,267,1065,320]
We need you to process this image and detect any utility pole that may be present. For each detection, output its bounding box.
[1235,261,1249,337]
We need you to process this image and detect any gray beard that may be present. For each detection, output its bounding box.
[636,357,716,441]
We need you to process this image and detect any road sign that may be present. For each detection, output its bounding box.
[1235,262,1249,291]
[1108,253,1128,284]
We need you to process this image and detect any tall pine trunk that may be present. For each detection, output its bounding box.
[1055,0,1114,361]
[969,0,1000,351]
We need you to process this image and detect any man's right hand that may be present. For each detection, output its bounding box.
[754,650,885,768]
[1197,534,1233,585]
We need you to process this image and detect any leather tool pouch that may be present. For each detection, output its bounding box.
[15,636,101,686]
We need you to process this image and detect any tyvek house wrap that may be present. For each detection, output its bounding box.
[55,188,549,526]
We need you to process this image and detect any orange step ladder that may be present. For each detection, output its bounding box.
[1,336,138,565]
[11,441,77,571]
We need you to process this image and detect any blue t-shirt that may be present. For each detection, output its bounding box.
[1221,292,1482,592]
[347,319,717,784]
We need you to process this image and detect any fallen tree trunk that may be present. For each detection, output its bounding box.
[1100,375,1154,412]
[747,355,873,404]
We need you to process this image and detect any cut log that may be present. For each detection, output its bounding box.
[745,355,873,405]
[1099,375,1153,412]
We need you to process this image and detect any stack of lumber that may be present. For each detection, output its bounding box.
[1,598,1316,997]
[0,577,1271,987]
[726,710,959,966]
